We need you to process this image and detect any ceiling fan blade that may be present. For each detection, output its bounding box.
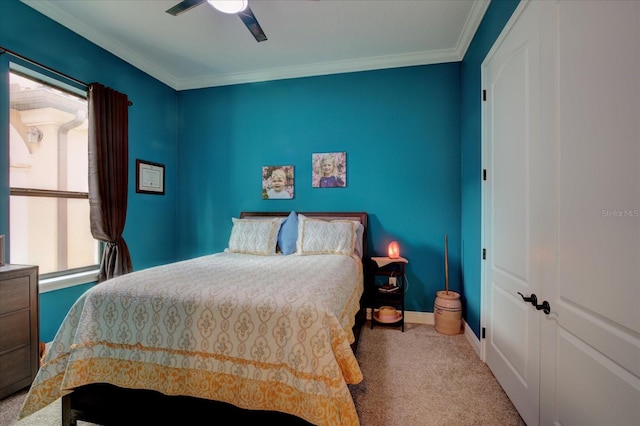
[238,5,268,42]
[165,0,207,16]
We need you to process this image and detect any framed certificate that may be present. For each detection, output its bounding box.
[136,159,165,195]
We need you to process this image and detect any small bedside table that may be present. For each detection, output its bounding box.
[369,256,408,332]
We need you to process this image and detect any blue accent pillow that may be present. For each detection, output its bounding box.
[278,211,298,255]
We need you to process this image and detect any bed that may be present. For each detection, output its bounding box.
[19,211,368,426]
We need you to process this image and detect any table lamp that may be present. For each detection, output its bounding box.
[388,241,400,259]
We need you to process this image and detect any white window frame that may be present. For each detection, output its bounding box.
[9,64,100,292]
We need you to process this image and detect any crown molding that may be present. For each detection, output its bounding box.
[22,0,490,91]
[175,48,461,90]
[21,0,179,89]
[456,0,491,59]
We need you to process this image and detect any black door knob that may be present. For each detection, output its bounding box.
[536,300,551,315]
[517,292,537,307]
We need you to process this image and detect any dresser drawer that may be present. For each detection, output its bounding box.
[0,265,39,399]
[0,275,31,315]
[0,310,30,352]
[0,346,31,391]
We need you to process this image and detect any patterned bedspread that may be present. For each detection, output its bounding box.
[20,252,364,425]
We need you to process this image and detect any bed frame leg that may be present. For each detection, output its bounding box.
[62,395,76,426]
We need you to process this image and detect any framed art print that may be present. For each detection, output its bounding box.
[262,165,294,199]
[312,152,346,188]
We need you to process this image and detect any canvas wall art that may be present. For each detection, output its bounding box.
[262,165,294,199]
[312,152,346,188]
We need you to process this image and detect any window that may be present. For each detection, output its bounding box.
[9,69,99,278]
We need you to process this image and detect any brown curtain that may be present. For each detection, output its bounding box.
[88,82,133,282]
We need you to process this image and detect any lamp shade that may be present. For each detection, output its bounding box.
[207,0,248,14]
[388,241,400,259]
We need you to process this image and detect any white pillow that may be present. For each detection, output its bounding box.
[296,214,357,255]
[228,217,284,255]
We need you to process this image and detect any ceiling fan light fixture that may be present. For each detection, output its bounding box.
[207,0,248,14]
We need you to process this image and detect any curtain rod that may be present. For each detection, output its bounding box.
[0,46,133,106]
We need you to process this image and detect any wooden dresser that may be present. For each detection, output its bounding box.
[0,264,39,399]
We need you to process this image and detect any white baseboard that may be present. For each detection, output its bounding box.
[404,310,433,325]
[463,319,482,359]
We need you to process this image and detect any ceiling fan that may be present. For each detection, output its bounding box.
[166,0,267,42]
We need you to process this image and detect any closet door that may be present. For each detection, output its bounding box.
[484,1,640,425]
[538,2,640,425]
[482,2,546,424]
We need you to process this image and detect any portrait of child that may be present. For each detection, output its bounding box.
[262,165,294,199]
[312,152,346,188]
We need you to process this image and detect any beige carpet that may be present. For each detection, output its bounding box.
[2,323,524,426]
[350,323,525,425]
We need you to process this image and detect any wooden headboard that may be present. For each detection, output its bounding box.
[239,211,368,259]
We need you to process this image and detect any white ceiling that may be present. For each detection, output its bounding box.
[21,0,489,91]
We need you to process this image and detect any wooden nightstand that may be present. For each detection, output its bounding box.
[0,264,39,399]
[369,257,408,332]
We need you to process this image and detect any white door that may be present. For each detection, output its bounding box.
[482,2,544,424]
[538,1,640,425]
[483,1,640,425]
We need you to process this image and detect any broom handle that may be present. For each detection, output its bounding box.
[445,235,449,294]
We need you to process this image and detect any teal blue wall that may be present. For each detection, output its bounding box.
[461,0,520,337]
[177,65,462,313]
[38,283,94,342]
[1,0,519,343]
[0,0,179,342]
